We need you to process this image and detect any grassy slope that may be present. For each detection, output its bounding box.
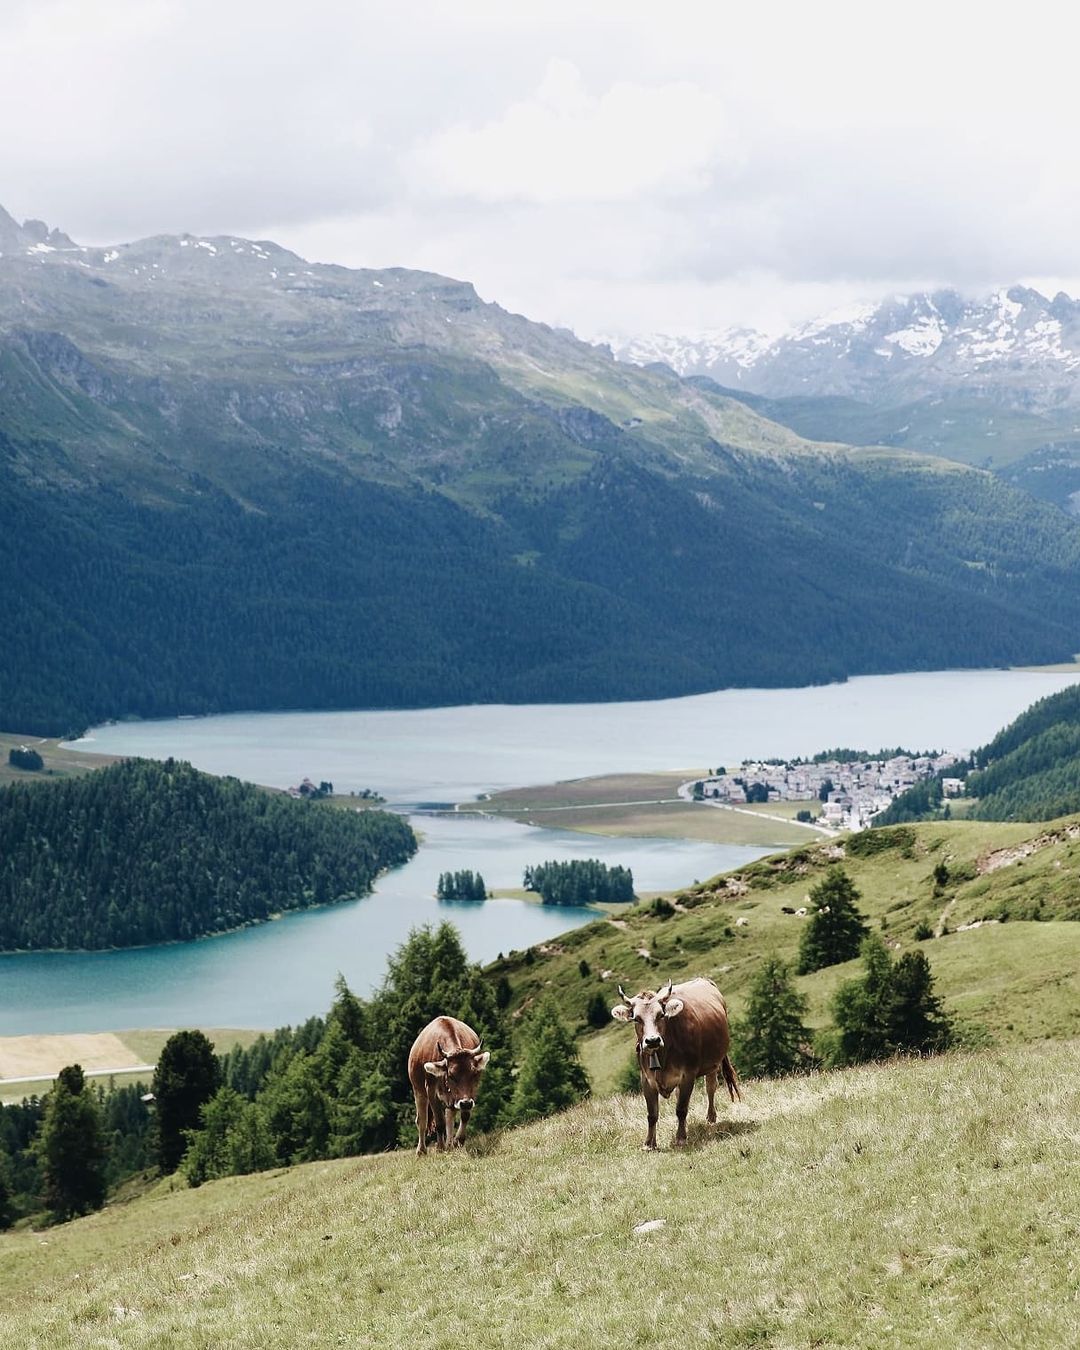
[494,819,1080,1095]
[2,1042,1078,1348]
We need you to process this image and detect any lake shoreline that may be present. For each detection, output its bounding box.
[10,668,1080,1038]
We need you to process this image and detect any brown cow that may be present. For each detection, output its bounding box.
[408,1015,490,1156]
[611,977,740,1149]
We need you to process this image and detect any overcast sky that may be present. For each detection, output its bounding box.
[3,0,1080,336]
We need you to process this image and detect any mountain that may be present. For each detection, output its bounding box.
[601,288,1080,408]
[7,210,1080,733]
[601,289,1080,499]
[881,682,1080,826]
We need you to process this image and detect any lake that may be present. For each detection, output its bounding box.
[3,667,1078,1037]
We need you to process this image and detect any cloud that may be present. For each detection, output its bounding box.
[4,0,1080,335]
[409,59,738,205]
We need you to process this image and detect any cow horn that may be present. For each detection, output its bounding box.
[659,979,674,1002]
[436,1040,447,1060]
[474,1037,483,1052]
[618,984,633,1007]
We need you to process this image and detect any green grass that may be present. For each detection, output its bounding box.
[0,731,115,787]
[2,1042,1078,1347]
[460,772,814,846]
[498,817,1080,1087]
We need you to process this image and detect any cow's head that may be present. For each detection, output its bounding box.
[610,981,685,1065]
[423,1040,491,1112]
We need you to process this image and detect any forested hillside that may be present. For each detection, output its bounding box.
[0,759,416,949]
[6,214,1080,731]
[879,682,1080,823]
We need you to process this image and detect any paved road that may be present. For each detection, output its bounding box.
[676,780,834,836]
[1,1064,156,1086]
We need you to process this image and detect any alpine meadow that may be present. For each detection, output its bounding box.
[5,6,1080,1347]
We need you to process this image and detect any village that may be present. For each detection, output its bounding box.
[697,752,966,832]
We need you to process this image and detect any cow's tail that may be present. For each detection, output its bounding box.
[721,1054,742,1102]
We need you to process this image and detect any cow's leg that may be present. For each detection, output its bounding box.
[440,1105,455,1152]
[673,1077,695,1147]
[705,1069,718,1125]
[642,1078,660,1150]
[430,1095,447,1152]
[414,1087,430,1156]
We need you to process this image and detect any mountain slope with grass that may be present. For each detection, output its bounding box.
[492,818,1080,1094]
[2,1041,1077,1348]
[7,208,1080,732]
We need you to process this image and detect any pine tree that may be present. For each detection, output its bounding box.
[797,866,870,974]
[886,951,952,1053]
[738,956,812,1077]
[181,1086,275,1186]
[152,1030,222,1173]
[0,1154,13,1230]
[506,999,590,1125]
[830,937,952,1066]
[37,1064,107,1221]
[831,934,894,1064]
[329,1051,395,1157]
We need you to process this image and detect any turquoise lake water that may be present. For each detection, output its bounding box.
[2,667,1077,1036]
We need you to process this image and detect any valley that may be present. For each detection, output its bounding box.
[7,214,1080,734]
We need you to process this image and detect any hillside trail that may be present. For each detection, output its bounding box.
[935,895,958,937]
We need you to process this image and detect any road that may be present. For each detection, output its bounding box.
[676,780,835,836]
[1,1064,156,1087]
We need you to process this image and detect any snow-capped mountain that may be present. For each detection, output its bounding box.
[600,289,1080,411]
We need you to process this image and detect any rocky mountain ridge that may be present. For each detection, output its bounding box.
[601,287,1080,412]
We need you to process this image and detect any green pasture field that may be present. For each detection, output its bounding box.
[0,1030,266,1103]
[2,1041,1077,1348]
[459,772,813,846]
[502,816,1080,1095]
[0,731,116,787]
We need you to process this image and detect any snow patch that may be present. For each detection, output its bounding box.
[883,315,945,357]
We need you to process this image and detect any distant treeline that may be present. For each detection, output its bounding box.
[877,682,1080,826]
[523,859,635,906]
[0,759,416,950]
[800,746,930,765]
[437,870,487,901]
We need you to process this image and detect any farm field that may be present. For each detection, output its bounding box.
[460,772,812,846]
[0,1029,265,1102]
[0,731,116,788]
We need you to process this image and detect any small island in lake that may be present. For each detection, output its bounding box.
[436,869,488,901]
[523,859,635,906]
